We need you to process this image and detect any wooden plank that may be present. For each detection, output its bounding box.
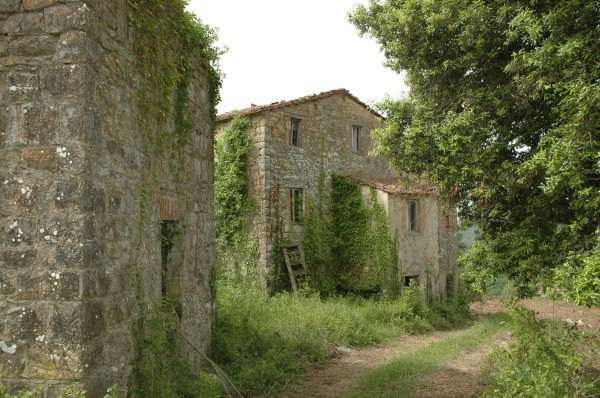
[283,247,298,292]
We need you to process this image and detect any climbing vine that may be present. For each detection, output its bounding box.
[214,116,260,282]
[128,0,222,144]
[303,174,400,296]
[215,116,253,247]
[302,148,335,294]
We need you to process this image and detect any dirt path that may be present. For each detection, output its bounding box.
[277,299,599,398]
[414,299,599,398]
[279,330,463,398]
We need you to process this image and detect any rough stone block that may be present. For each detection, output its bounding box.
[81,300,104,341]
[82,243,106,268]
[60,101,99,141]
[0,0,20,12]
[54,30,101,64]
[54,177,81,210]
[22,343,81,379]
[1,12,42,35]
[43,3,90,34]
[0,248,37,268]
[20,146,60,171]
[48,303,82,343]
[40,64,90,99]
[4,70,39,102]
[6,306,43,342]
[0,354,25,379]
[9,34,55,56]
[18,102,58,144]
[0,269,16,294]
[82,179,105,212]
[0,105,17,148]
[23,0,56,10]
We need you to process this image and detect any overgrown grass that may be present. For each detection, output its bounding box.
[214,283,471,394]
[345,313,511,398]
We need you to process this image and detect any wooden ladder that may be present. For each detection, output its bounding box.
[282,244,307,293]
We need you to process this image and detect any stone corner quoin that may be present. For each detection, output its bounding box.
[0,1,216,396]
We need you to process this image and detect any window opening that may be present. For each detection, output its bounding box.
[160,220,182,318]
[291,118,300,146]
[409,200,419,232]
[290,188,304,223]
[352,125,361,152]
[404,275,420,287]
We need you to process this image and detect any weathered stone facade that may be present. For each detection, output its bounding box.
[217,90,458,297]
[0,1,215,396]
[353,178,459,300]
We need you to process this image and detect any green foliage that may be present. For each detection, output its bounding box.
[346,313,510,398]
[214,282,469,394]
[130,299,223,398]
[128,0,222,140]
[305,174,399,295]
[215,116,254,248]
[482,301,599,397]
[214,116,261,284]
[329,175,371,290]
[302,152,336,293]
[0,384,117,398]
[350,0,600,303]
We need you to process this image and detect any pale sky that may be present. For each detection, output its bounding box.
[186,0,408,114]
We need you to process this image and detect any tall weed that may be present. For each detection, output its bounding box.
[214,283,470,393]
[482,301,599,398]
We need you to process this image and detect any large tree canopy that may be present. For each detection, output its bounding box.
[350,0,599,305]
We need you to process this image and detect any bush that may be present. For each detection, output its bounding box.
[482,301,600,398]
[130,300,223,398]
[214,282,470,394]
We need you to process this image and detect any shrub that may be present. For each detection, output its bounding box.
[482,301,600,398]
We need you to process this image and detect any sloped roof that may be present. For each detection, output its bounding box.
[218,89,385,122]
[345,175,439,196]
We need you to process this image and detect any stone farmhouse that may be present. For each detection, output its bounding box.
[217,89,458,300]
[1,1,215,395]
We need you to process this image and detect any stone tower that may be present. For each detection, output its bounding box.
[0,1,216,395]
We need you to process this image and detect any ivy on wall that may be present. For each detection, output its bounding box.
[302,174,400,297]
[124,1,225,394]
[302,152,335,293]
[214,116,260,281]
[128,0,222,144]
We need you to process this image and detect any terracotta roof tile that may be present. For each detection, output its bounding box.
[345,175,439,195]
[218,88,385,122]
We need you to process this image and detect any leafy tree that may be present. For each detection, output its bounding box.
[350,0,599,305]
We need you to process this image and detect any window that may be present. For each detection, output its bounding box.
[290,118,300,146]
[352,125,361,152]
[445,215,451,230]
[290,188,304,223]
[409,200,419,232]
[404,275,420,287]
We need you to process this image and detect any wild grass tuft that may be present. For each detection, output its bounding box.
[214,283,471,394]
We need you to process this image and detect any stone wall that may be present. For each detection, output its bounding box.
[219,93,397,278]
[218,91,458,297]
[0,1,215,396]
[386,193,458,300]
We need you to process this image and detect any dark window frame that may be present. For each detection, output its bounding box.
[290,118,300,146]
[352,125,361,152]
[409,199,419,232]
[290,188,304,223]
